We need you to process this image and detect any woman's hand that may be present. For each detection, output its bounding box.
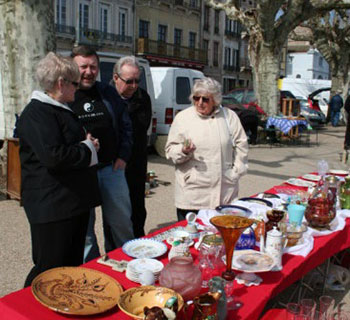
[182,138,196,155]
[87,133,100,152]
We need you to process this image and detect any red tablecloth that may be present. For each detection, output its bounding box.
[260,308,286,319]
[1,183,350,320]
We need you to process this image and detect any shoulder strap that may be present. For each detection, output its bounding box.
[220,105,235,147]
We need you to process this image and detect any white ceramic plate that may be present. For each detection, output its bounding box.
[302,174,321,182]
[127,258,164,274]
[329,169,349,176]
[285,178,316,188]
[229,250,275,273]
[122,239,167,259]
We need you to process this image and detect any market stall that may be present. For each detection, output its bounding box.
[1,173,350,320]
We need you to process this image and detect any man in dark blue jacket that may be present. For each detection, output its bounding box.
[329,91,344,127]
[112,56,152,238]
[70,46,134,261]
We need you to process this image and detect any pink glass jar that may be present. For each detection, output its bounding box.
[159,256,202,301]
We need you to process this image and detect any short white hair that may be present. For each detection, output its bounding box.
[36,52,80,92]
[113,56,140,76]
[190,77,222,106]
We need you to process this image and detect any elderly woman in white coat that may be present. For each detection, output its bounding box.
[165,77,249,221]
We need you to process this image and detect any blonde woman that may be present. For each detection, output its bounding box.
[17,52,100,286]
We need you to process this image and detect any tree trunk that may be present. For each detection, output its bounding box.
[250,44,280,116]
[0,0,55,172]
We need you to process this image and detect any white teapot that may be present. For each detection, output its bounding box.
[260,226,284,271]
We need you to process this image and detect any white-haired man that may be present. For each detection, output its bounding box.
[112,56,152,237]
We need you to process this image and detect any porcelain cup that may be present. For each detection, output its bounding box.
[287,204,306,226]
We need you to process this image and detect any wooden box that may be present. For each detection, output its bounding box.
[6,138,21,200]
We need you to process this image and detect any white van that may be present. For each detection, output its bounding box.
[150,67,205,135]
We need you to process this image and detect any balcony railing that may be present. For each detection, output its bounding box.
[55,24,132,46]
[136,38,207,64]
[223,64,240,72]
[80,28,132,45]
[225,29,241,39]
[56,24,75,36]
[239,57,251,70]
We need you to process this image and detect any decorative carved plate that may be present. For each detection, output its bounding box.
[31,267,123,315]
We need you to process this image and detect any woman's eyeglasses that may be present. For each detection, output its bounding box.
[193,96,210,103]
[117,73,140,85]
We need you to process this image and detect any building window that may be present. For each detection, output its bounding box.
[213,41,219,66]
[319,56,323,67]
[224,47,231,67]
[204,6,210,31]
[233,49,239,68]
[225,17,241,35]
[99,4,109,34]
[158,24,167,42]
[189,32,196,48]
[56,0,66,25]
[214,10,220,34]
[189,0,197,8]
[119,8,127,36]
[203,40,209,64]
[139,20,149,38]
[174,28,182,46]
[79,2,90,30]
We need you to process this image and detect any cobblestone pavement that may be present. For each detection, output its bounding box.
[1,125,350,314]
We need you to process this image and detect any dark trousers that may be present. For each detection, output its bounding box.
[242,117,258,144]
[126,170,147,238]
[24,212,89,287]
[176,208,199,222]
[345,118,350,148]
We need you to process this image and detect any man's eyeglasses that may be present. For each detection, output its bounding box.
[117,73,140,85]
[193,96,210,103]
[64,78,79,88]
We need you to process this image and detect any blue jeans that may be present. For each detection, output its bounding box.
[331,109,340,127]
[84,165,134,262]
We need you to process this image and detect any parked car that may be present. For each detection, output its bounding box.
[225,88,266,116]
[308,87,331,112]
[282,90,326,126]
[226,87,325,126]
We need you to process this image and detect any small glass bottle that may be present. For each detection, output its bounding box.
[325,175,340,208]
[340,176,350,209]
[197,234,226,288]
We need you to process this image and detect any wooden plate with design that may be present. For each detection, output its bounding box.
[31,266,123,315]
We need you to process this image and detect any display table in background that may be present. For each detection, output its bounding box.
[266,116,308,135]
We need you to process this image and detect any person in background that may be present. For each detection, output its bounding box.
[70,46,134,262]
[112,56,152,238]
[17,52,100,286]
[329,90,344,127]
[229,104,259,145]
[165,77,249,221]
